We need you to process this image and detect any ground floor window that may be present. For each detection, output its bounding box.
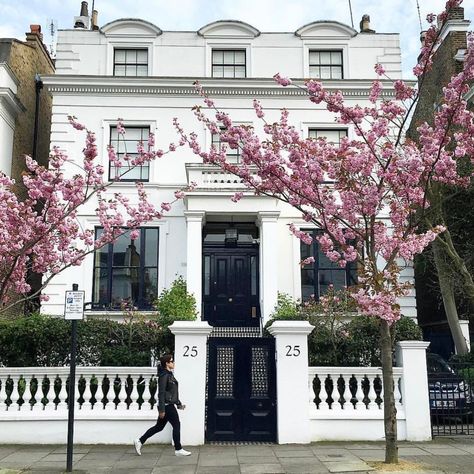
[300,229,357,301]
[92,227,159,309]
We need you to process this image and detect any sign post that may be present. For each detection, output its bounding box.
[65,284,84,472]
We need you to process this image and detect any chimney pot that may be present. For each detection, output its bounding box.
[92,10,99,31]
[80,1,89,17]
[27,24,43,41]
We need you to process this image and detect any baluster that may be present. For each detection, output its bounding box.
[129,374,140,409]
[57,375,68,411]
[142,376,150,410]
[104,375,116,412]
[394,374,403,409]
[339,375,349,410]
[116,375,128,411]
[94,374,105,410]
[24,375,34,411]
[319,374,330,410]
[81,374,93,410]
[331,375,342,411]
[9,375,20,411]
[0,374,7,411]
[45,375,58,411]
[366,375,377,410]
[354,375,365,410]
[378,376,384,409]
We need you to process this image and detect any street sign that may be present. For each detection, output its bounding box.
[64,290,85,320]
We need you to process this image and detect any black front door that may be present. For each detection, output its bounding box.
[203,249,259,327]
[206,337,276,442]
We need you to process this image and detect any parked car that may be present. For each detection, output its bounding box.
[427,353,473,422]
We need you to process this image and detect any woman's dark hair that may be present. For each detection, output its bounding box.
[159,354,174,367]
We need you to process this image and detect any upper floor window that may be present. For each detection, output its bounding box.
[109,126,150,182]
[300,229,357,302]
[212,49,246,78]
[211,127,241,162]
[308,128,347,145]
[114,49,148,77]
[93,227,159,310]
[309,50,343,79]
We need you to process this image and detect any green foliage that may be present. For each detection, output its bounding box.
[154,276,197,327]
[265,291,423,367]
[0,313,173,367]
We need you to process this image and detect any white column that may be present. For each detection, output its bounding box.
[184,211,205,318]
[170,321,213,446]
[459,320,471,353]
[258,211,280,324]
[268,320,314,444]
[396,341,431,441]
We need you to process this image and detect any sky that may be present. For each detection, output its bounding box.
[0,0,472,79]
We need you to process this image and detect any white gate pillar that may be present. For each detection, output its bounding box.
[268,320,314,444]
[170,321,212,446]
[258,211,280,324]
[184,211,205,318]
[396,340,431,441]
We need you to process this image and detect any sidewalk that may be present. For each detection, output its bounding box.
[1,437,474,474]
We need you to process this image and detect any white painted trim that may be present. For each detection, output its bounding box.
[105,40,155,76]
[205,42,252,78]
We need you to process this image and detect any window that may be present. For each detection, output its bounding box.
[300,229,357,301]
[211,127,241,162]
[308,128,347,145]
[109,126,150,182]
[212,49,246,78]
[93,227,159,310]
[309,50,343,79]
[114,49,148,76]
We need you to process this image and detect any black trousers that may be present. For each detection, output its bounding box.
[139,404,182,450]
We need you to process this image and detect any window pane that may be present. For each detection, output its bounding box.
[126,49,137,62]
[309,51,320,65]
[136,65,148,76]
[234,66,246,78]
[234,51,246,65]
[301,269,315,300]
[320,66,331,79]
[137,50,148,63]
[224,50,234,63]
[223,66,234,78]
[251,256,257,296]
[331,51,342,64]
[204,256,211,296]
[331,67,342,79]
[309,66,320,78]
[114,50,126,62]
[93,268,109,305]
[111,268,140,306]
[320,52,331,64]
[114,65,125,76]
[319,269,346,295]
[212,50,224,64]
[213,65,224,77]
[144,268,158,304]
[145,228,159,265]
[125,65,136,76]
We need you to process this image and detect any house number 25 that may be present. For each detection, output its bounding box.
[285,345,300,357]
[183,345,198,357]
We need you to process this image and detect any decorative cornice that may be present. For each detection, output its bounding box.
[42,76,403,99]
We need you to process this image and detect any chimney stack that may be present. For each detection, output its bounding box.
[91,10,99,31]
[27,24,43,41]
[360,14,375,33]
[74,1,90,29]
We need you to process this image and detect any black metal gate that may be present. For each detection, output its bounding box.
[428,355,474,436]
[206,337,276,442]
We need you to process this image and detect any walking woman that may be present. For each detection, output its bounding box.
[134,354,191,456]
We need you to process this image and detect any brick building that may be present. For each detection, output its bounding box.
[0,25,54,183]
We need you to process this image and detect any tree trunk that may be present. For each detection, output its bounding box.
[432,238,469,354]
[380,319,398,464]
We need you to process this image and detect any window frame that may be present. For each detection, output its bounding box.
[302,43,348,79]
[299,228,357,302]
[211,48,247,78]
[92,227,160,310]
[113,48,149,77]
[205,42,252,78]
[308,127,348,145]
[104,121,152,183]
[308,49,343,79]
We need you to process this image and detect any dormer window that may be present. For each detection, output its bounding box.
[309,50,343,79]
[114,49,148,76]
[212,49,246,78]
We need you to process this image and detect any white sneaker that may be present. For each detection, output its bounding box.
[175,448,191,456]
[134,438,142,456]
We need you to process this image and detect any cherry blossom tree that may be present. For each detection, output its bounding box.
[176,0,474,463]
[0,117,187,316]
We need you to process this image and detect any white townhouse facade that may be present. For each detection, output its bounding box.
[40,8,416,327]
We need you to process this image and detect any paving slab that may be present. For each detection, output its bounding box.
[198,453,239,466]
[323,461,374,473]
[347,449,385,462]
[239,464,285,474]
[317,449,362,463]
[237,455,279,464]
[398,447,432,456]
[152,467,196,474]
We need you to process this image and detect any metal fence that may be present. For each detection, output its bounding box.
[428,358,474,436]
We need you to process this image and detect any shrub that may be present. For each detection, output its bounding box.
[154,276,197,327]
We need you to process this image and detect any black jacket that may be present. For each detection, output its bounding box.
[157,366,182,412]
